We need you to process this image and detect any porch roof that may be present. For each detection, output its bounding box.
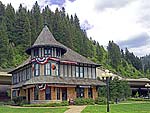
[12,76,105,89]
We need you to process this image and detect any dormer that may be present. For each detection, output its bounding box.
[25,26,67,59]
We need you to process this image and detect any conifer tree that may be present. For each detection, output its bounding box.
[5,3,15,43]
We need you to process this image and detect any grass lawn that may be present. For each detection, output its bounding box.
[82,102,150,113]
[0,106,68,113]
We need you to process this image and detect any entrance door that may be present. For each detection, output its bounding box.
[62,88,67,101]
[28,88,30,103]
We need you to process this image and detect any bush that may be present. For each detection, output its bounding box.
[61,101,69,106]
[23,101,69,107]
[95,97,106,105]
[127,98,150,102]
[74,98,95,105]
[12,96,27,106]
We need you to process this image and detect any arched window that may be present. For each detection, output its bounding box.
[45,87,51,100]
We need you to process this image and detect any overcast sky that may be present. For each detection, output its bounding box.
[1,0,150,57]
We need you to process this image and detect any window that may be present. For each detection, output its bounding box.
[53,48,56,57]
[80,67,84,78]
[76,66,79,77]
[17,73,19,83]
[29,66,32,79]
[26,67,30,80]
[44,48,51,56]
[39,48,42,57]
[23,69,26,81]
[18,72,21,82]
[34,48,39,57]
[45,87,51,100]
[45,62,51,75]
[84,67,87,78]
[76,87,84,98]
[51,63,58,76]
[34,86,39,100]
[12,90,17,97]
[56,88,60,100]
[34,64,40,76]
[56,48,61,58]
[13,74,17,84]
[64,65,67,77]
[88,67,92,78]
[88,88,93,98]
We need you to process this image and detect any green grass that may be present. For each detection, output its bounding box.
[82,103,150,113]
[0,106,68,113]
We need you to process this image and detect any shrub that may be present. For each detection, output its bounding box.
[127,98,150,102]
[95,97,106,105]
[23,101,69,107]
[74,98,95,105]
[12,96,27,106]
[61,101,69,106]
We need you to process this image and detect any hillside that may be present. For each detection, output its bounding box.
[0,1,149,78]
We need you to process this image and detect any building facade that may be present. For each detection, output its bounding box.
[10,26,105,103]
[0,72,11,101]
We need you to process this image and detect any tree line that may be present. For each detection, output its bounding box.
[0,1,149,78]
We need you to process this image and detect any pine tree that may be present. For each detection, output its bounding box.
[0,20,10,68]
[31,1,43,41]
[5,3,16,43]
[107,41,121,69]
[0,1,5,22]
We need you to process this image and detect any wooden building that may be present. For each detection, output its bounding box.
[9,26,105,103]
[0,72,11,101]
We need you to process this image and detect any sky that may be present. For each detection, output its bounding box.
[1,0,150,57]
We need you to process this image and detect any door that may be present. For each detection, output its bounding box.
[62,88,67,101]
[28,88,30,103]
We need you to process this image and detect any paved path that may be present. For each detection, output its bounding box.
[7,105,87,113]
[64,105,86,113]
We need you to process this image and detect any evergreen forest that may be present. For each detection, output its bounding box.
[0,1,150,78]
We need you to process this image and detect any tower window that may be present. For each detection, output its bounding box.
[34,48,39,57]
[44,48,51,56]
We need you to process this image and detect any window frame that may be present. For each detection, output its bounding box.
[34,63,40,77]
[34,48,39,57]
[45,87,51,100]
[75,66,79,77]
[76,87,84,98]
[56,88,60,100]
[44,62,51,76]
[79,66,84,78]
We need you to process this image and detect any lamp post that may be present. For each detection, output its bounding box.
[101,70,112,112]
[145,83,150,99]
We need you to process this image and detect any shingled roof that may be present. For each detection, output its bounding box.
[26,26,67,54]
[10,26,99,73]
[12,76,106,88]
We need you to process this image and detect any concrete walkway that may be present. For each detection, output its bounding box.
[64,105,86,113]
[7,105,87,113]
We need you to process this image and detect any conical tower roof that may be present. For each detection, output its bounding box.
[26,26,67,54]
